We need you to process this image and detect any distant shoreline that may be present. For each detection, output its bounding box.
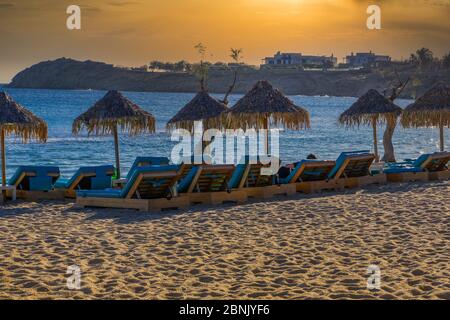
[2,86,365,100]
[6,58,450,99]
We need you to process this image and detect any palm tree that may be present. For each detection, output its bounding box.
[442,53,450,69]
[174,60,189,72]
[416,48,433,67]
[409,53,418,65]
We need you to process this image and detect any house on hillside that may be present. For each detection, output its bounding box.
[345,51,391,68]
[262,52,337,68]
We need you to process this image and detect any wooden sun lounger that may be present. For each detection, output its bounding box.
[425,152,450,181]
[290,161,337,194]
[77,166,190,212]
[386,152,450,183]
[237,162,295,199]
[113,157,171,187]
[184,164,247,205]
[58,166,115,198]
[332,154,386,189]
[9,171,65,200]
[63,172,96,198]
[294,153,386,193]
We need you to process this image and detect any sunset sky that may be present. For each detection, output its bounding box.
[0,0,449,82]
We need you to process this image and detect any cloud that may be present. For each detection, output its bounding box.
[101,27,136,37]
[81,5,102,13]
[387,20,450,36]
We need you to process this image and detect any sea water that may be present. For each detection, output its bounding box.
[0,87,446,178]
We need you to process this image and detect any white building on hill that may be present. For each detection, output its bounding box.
[263,52,337,67]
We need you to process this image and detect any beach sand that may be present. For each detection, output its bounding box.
[0,181,448,300]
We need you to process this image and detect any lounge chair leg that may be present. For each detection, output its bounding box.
[209,191,247,205]
[428,171,450,181]
[387,172,429,183]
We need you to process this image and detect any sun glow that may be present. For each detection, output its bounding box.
[247,0,305,7]
[0,0,449,83]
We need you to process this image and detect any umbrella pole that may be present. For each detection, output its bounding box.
[1,128,6,202]
[439,117,444,152]
[112,124,121,178]
[265,117,270,155]
[1,128,6,187]
[372,119,379,162]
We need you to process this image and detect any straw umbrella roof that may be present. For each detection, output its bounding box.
[0,91,47,142]
[339,89,403,127]
[72,90,155,135]
[166,90,228,133]
[401,82,450,128]
[222,80,310,130]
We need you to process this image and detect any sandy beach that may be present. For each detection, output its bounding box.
[0,181,448,300]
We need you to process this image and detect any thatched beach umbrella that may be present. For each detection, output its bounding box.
[339,89,402,162]
[166,90,228,133]
[73,90,155,178]
[221,80,310,153]
[0,92,48,187]
[401,83,450,151]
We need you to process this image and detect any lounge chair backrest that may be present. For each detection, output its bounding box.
[246,164,274,187]
[68,165,115,190]
[285,160,337,183]
[9,166,60,191]
[413,154,431,168]
[177,155,213,166]
[126,157,170,180]
[328,151,374,179]
[228,156,276,189]
[415,152,450,172]
[228,163,247,189]
[121,165,181,199]
[176,155,214,193]
[177,165,198,193]
[186,165,235,193]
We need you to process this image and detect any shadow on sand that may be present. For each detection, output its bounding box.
[1,180,446,223]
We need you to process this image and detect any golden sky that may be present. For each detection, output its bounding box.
[0,0,449,82]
